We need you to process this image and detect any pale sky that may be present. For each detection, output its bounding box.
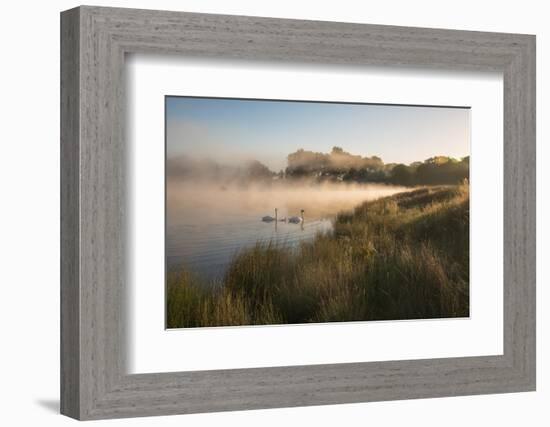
[166,96,470,171]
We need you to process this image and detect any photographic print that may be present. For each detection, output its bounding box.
[165,96,470,329]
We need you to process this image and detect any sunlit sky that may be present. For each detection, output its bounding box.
[166,96,470,171]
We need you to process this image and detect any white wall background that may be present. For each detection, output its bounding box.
[0,1,546,425]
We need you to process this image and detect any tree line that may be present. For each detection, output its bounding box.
[285,147,469,186]
[167,147,469,186]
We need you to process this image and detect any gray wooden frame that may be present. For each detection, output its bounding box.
[60,5,536,420]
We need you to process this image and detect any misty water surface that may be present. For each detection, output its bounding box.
[167,183,406,281]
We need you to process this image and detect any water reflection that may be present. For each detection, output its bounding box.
[166,183,405,281]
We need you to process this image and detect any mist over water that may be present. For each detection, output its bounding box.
[167,182,407,281]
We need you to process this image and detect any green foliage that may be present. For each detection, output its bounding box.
[411,156,469,185]
[284,147,469,186]
[166,185,470,328]
[390,164,414,186]
[389,156,469,185]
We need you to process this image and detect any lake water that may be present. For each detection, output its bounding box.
[167,183,405,281]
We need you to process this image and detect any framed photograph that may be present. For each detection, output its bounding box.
[60,6,536,420]
[164,96,471,329]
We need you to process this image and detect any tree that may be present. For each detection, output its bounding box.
[246,160,273,180]
[391,164,414,185]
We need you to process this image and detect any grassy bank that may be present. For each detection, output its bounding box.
[167,185,469,328]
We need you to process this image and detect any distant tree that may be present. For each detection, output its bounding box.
[343,167,358,182]
[364,156,384,170]
[246,160,274,180]
[425,155,452,165]
[415,156,468,185]
[283,147,468,186]
[391,164,414,186]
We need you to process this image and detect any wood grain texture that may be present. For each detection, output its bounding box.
[60,5,536,420]
[60,7,80,419]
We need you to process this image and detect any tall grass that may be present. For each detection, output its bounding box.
[166,185,469,328]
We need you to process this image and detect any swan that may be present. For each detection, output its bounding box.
[262,208,278,222]
[288,209,304,224]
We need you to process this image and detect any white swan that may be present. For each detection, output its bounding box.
[288,209,304,224]
[262,208,278,222]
